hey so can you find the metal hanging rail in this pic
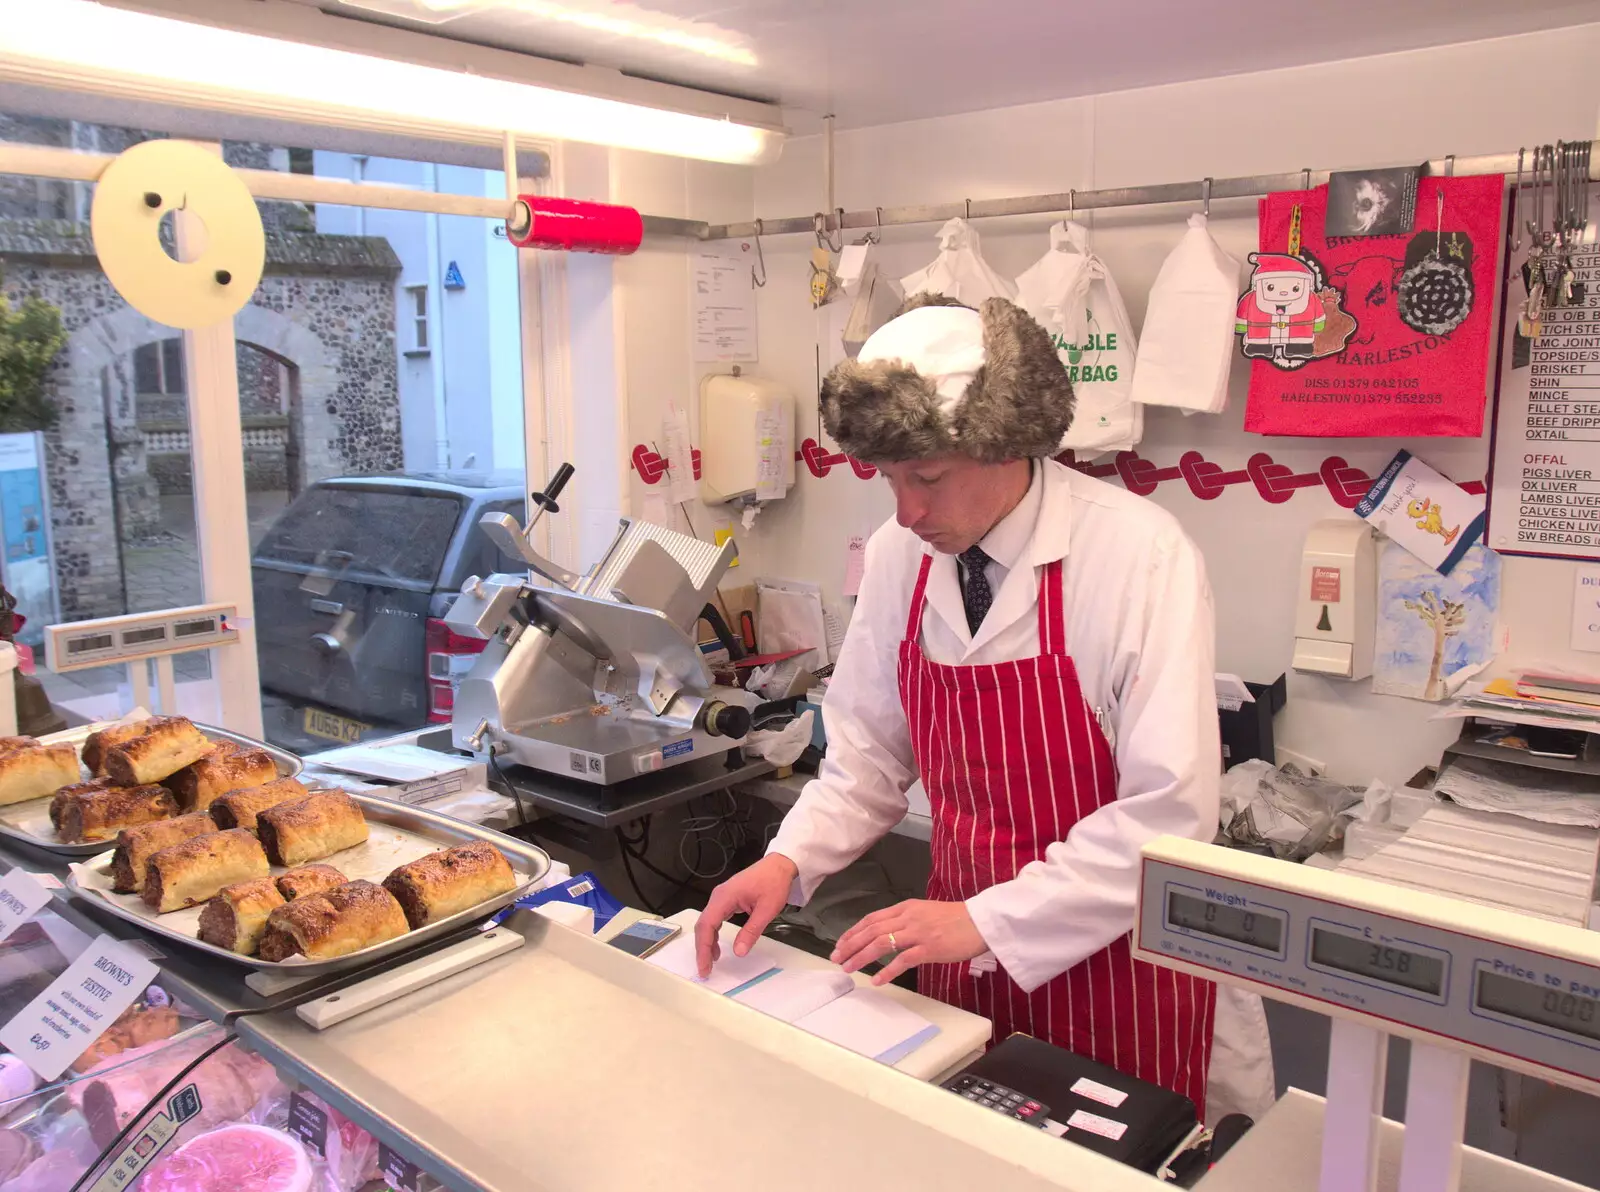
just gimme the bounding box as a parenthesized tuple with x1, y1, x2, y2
(0, 143, 708, 239)
(703, 142, 1600, 242)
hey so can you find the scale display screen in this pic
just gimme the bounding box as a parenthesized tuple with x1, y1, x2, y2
(122, 626, 167, 647)
(1166, 890, 1284, 952)
(66, 633, 113, 656)
(1310, 927, 1445, 995)
(1478, 971, 1600, 1044)
(173, 617, 217, 639)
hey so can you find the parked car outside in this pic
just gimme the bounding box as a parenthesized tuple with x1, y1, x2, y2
(252, 471, 526, 754)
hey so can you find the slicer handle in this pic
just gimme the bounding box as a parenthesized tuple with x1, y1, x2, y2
(532, 462, 575, 514)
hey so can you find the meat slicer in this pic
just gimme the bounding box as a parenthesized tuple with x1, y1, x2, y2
(444, 464, 754, 786)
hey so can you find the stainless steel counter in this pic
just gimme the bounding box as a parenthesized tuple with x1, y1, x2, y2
(235, 909, 1157, 1192)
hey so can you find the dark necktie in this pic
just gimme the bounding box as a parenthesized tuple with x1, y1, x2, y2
(958, 545, 993, 636)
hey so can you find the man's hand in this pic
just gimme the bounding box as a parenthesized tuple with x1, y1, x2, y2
(831, 899, 987, 987)
(694, 853, 799, 978)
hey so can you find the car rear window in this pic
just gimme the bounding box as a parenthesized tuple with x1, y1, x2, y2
(254, 486, 464, 584)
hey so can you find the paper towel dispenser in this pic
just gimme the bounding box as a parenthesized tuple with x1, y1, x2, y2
(1293, 519, 1375, 680)
(698, 372, 796, 505)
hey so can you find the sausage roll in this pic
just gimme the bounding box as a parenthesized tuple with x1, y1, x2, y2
(141, 829, 270, 913)
(164, 746, 278, 813)
(103, 718, 211, 786)
(255, 790, 368, 868)
(196, 878, 286, 955)
(0, 744, 82, 807)
(110, 814, 218, 893)
(0, 735, 36, 756)
(258, 880, 408, 962)
(275, 864, 346, 902)
(50, 777, 116, 832)
(83, 720, 169, 776)
(382, 842, 517, 929)
(207, 777, 310, 832)
(57, 784, 177, 844)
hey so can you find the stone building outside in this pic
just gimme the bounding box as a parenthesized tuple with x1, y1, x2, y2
(0, 114, 405, 634)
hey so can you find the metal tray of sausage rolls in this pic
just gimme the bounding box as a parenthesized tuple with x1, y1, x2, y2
(0, 720, 303, 857)
(63, 791, 551, 975)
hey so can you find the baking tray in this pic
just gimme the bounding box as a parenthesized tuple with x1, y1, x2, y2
(0, 719, 303, 857)
(64, 792, 550, 976)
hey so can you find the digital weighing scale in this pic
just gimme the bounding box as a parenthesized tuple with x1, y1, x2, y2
(1135, 836, 1596, 1192)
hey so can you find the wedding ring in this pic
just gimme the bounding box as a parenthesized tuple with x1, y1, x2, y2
(887, 932, 898, 952)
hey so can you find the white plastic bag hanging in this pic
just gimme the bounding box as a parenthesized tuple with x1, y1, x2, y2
(899, 218, 1017, 304)
(1015, 221, 1141, 454)
(1130, 213, 1242, 415)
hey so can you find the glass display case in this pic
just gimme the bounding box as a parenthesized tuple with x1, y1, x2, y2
(0, 897, 440, 1192)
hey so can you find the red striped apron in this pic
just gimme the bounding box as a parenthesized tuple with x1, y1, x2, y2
(899, 553, 1215, 1113)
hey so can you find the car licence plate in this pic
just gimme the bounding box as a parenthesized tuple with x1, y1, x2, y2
(303, 707, 372, 744)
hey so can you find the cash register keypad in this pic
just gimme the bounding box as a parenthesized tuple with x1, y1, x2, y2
(943, 1075, 1049, 1126)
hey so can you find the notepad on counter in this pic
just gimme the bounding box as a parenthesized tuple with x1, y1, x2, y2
(647, 931, 783, 995)
(646, 928, 939, 1064)
(729, 969, 940, 1064)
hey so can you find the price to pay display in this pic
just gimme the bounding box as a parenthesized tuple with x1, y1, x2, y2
(1477, 972, 1600, 1044)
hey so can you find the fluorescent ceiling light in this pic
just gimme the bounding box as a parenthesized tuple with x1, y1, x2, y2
(1, 0, 781, 165)
(340, 0, 758, 68)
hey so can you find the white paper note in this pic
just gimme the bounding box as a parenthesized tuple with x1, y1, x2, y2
(837, 243, 869, 287)
(0, 933, 159, 1080)
(662, 407, 697, 507)
(1066, 1109, 1129, 1141)
(0, 869, 52, 945)
(1572, 565, 1600, 653)
(692, 241, 758, 363)
(1070, 1076, 1130, 1108)
(756, 407, 786, 501)
(647, 930, 780, 995)
(843, 535, 867, 598)
(640, 491, 672, 530)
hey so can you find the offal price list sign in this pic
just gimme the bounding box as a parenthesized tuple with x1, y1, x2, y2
(1491, 237, 1600, 561)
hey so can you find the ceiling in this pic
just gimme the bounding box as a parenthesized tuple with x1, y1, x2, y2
(293, 0, 1600, 130)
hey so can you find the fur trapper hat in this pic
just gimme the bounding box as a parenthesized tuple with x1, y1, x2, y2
(820, 293, 1074, 464)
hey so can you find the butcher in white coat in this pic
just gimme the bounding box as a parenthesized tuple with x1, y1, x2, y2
(696, 294, 1272, 1121)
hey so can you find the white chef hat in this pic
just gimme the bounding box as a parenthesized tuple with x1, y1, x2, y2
(821, 294, 1074, 463)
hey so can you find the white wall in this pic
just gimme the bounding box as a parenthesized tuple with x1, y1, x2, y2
(708, 23, 1600, 785)
(313, 153, 525, 475)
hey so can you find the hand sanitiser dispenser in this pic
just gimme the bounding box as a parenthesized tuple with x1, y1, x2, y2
(1293, 519, 1375, 681)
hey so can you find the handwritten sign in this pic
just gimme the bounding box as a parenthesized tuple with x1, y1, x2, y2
(0, 869, 52, 945)
(0, 934, 158, 1080)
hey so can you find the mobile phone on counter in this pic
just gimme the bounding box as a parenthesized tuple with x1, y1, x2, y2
(606, 917, 681, 958)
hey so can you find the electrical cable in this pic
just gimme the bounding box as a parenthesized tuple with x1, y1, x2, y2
(486, 745, 532, 831)
(68, 1029, 239, 1192)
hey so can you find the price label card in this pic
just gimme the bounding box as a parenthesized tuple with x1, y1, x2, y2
(380, 1141, 424, 1192)
(288, 1091, 329, 1157)
(0, 933, 158, 1081)
(0, 869, 53, 944)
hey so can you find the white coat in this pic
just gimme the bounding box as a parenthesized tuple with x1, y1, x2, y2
(768, 459, 1276, 1122)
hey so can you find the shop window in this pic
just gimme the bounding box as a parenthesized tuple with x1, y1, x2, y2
(240, 151, 528, 754)
(0, 116, 217, 725)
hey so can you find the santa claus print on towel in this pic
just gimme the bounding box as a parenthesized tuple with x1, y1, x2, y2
(1241, 175, 1503, 438)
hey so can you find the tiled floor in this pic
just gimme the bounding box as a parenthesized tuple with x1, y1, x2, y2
(36, 490, 290, 721)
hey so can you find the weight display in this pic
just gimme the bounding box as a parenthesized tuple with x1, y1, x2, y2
(1309, 927, 1445, 995)
(1477, 971, 1600, 1044)
(1166, 891, 1284, 952)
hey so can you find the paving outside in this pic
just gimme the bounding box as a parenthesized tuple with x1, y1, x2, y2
(37, 491, 290, 722)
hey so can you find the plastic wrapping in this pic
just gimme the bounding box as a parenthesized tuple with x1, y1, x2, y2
(1220, 759, 1364, 860)
(507, 196, 642, 255)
